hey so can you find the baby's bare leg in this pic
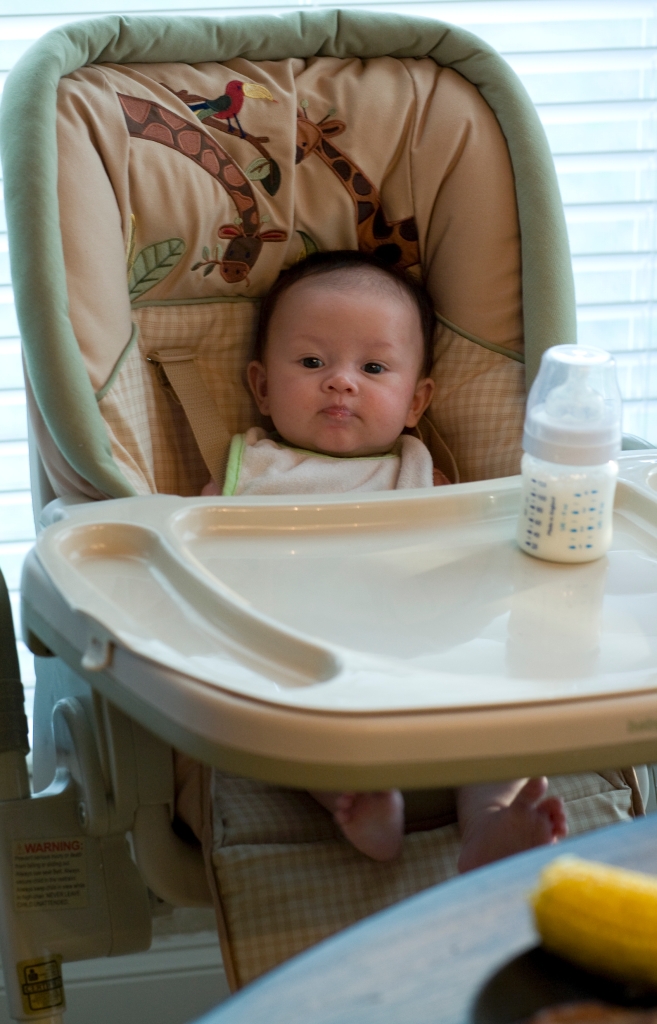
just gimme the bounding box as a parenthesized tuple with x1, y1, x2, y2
(457, 777, 567, 874)
(311, 790, 404, 862)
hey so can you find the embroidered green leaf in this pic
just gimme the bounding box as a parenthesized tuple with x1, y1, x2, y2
(202, 245, 211, 260)
(245, 157, 271, 181)
(203, 263, 215, 276)
(195, 109, 216, 121)
(129, 238, 186, 301)
(191, 262, 203, 271)
(215, 244, 224, 261)
(298, 230, 318, 257)
(261, 159, 281, 197)
(245, 156, 281, 196)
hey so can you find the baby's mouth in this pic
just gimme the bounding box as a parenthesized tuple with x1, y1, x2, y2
(322, 405, 355, 420)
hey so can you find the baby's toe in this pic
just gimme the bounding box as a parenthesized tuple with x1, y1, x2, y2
(540, 796, 568, 839)
(515, 776, 548, 808)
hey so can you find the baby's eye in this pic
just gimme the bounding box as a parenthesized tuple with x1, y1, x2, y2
(362, 362, 385, 375)
(301, 357, 323, 369)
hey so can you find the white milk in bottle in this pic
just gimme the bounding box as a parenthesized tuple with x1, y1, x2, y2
(516, 346, 622, 564)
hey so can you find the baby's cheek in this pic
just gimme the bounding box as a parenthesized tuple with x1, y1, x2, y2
(375, 388, 413, 427)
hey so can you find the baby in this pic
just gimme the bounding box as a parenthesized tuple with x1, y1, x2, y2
(204, 250, 568, 871)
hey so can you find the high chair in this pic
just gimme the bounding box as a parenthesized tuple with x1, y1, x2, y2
(0, 11, 655, 1020)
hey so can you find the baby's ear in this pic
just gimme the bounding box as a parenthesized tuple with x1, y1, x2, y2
(405, 377, 435, 428)
(247, 360, 270, 414)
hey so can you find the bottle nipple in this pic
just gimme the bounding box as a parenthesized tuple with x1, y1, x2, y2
(544, 367, 605, 424)
(522, 345, 622, 467)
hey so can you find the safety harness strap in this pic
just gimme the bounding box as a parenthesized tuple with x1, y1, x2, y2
(147, 352, 461, 490)
(147, 348, 231, 487)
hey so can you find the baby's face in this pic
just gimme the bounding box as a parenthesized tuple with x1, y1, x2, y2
(247, 278, 434, 457)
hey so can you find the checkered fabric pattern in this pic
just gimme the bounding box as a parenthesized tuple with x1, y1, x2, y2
(99, 304, 523, 493)
(429, 328, 526, 482)
(210, 769, 640, 987)
(99, 302, 260, 495)
(97, 337, 158, 495)
(548, 770, 642, 832)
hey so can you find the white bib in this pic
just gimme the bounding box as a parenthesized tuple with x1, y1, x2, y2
(223, 428, 435, 496)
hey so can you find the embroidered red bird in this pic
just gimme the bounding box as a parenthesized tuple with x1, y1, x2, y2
(187, 80, 275, 137)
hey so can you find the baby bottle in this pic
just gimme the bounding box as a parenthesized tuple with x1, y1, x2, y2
(516, 345, 622, 564)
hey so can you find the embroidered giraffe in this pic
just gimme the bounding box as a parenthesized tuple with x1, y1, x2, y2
(296, 107, 420, 272)
(118, 94, 286, 284)
(164, 86, 282, 197)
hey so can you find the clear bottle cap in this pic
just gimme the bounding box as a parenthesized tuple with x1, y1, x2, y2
(523, 345, 622, 466)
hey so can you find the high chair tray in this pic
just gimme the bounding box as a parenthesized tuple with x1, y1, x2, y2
(20, 452, 657, 788)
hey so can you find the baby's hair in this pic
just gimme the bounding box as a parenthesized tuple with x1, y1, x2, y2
(253, 250, 436, 378)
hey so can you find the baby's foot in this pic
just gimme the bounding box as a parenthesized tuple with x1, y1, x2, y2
(333, 790, 405, 862)
(458, 777, 568, 874)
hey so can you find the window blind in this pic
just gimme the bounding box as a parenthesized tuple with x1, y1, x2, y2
(1, 0, 656, 735)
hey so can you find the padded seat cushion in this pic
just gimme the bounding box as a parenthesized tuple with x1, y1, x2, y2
(208, 768, 644, 987)
(41, 54, 526, 495)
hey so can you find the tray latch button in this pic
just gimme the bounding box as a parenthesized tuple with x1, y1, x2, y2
(82, 634, 113, 672)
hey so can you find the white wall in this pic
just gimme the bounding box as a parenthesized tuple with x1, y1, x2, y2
(0, 912, 230, 1024)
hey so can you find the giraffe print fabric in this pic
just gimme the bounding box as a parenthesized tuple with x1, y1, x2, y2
(55, 54, 524, 486)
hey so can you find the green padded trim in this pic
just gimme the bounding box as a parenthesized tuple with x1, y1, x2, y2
(0, 11, 575, 499)
(95, 320, 139, 401)
(434, 311, 525, 365)
(222, 434, 246, 497)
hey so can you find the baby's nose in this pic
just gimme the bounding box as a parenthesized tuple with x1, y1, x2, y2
(326, 372, 357, 393)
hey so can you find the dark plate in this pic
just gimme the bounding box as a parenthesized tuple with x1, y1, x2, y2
(472, 947, 657, 1024)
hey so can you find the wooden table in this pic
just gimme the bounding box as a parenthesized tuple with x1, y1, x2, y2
(196, 815, 657, 1024)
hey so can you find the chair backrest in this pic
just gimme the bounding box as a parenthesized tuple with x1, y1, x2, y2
(0, 12, 576, 506)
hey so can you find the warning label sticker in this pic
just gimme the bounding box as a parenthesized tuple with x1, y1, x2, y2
(13, 838, 88, 911)
(17, 956, 65, 1015)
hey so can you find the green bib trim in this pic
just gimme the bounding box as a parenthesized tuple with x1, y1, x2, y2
(223, 434, 247, 497)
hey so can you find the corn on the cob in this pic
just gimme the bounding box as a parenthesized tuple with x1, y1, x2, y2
(530, 856, 657, 986)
